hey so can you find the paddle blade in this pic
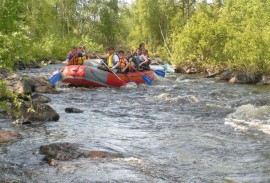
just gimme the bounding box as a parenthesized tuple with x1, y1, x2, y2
(154, 70, 165, 77)
(142, 74, 152, 85)
(49, 71, 62, 84)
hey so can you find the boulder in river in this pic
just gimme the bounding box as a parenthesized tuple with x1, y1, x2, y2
(4, 74, 59, 95)
(259, 75, 270, 85)
(65, 107, 84, 113)
(0, 130, 20, 143)
(31, 93, 51, 103)
(229, 73, 262, 84)
(18, 101, 60, 122)
(27, 76, 59, 94)
(40, 143, 124, 166)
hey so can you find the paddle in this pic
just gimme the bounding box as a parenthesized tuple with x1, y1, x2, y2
(49, 67, 65, 85)
(95, 55, 126, 86)
(130, 65, 152, 85)
(153, 69, 165, 77)
(142, 66, 165, 77)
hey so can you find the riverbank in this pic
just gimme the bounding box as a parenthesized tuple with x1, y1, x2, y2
(172, 63, 270, 85)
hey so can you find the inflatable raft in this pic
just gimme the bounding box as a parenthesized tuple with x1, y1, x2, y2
(61, 64, 157, 87)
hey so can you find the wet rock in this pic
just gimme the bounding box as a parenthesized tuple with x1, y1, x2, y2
(22, 120, 32, 125)
(65, 107, 84, 113)
(20, 102, 59, 122)
(40, 143, 124, 165)
(0, 130, 20, 143)
(40, 143, 82, 161)
(4, 74, 32, 95)
(259, 75, 270, 85)
(4, 75, 59, 95)
(182, 65, 198, 74)
(84, 151, 117, 158)
(172, 65, 184, 73)
(25, 60, 41, 68)
(2, 91, 59, 122)
(0, 67, 12, 79)
(1, 69, 60, 123)
(220, 69, 235, 81)
(14, 61, 26, 70)
(204, 67, 220, 75)
(31, 93, 51, 103)
(203, 69, 222, 78)
(229, 74, 262, 84)
(6, 94, 59, 122)
(11, 101, 59, 122)
(27, 76, 59, 94)
(48, 159, 58, 166)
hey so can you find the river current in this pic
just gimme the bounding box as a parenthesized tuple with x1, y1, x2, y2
(0, 64, 270, 182)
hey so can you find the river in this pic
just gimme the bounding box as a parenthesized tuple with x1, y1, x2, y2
(0, 64, 270, 182)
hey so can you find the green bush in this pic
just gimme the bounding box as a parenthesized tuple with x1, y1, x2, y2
(171, 0, 270, 74)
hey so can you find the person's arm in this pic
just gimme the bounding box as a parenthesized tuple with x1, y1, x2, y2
(110, 62, 120, 71)
(122, 58, 129, 72)
(95, 52, 109, 59)
(62, 54, 71, 65)
(139, 55, 149, 66)
(78, 52, 84, 57)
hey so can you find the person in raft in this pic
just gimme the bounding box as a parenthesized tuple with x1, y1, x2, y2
(62, 46, 85, 65)
(131, 48, 148, 71)
(117, 50, 129, 73)
(139, 47, 151, 69)
(85, 50, 90, 59)
(95, 45, 120, 72)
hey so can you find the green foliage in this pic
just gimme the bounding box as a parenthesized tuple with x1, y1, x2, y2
(0, 0, 28, 34)
(127, 0, 177, 57)
(171, 0, 270, 74)
(222, 0, 270, 74)
(0, 26, 32, 70)
(1, 0, 270, 75)
(0, 81, 22, 116)
(171, 2, 227, 68)
(0, 0, 32, 69)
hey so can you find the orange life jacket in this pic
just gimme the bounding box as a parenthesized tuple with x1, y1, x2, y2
(68, 51, 82, 65)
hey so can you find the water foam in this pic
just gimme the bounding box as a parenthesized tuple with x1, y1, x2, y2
(225, 104, 270, 135)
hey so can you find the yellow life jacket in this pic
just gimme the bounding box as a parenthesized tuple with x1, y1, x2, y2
(78, 56, 86, 65)
(107, 54, 113, 67)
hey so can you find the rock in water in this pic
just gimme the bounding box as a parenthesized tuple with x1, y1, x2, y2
(39, 142, 124, 165)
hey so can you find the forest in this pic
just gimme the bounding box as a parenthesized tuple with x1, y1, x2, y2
(0, 0, 270, 73)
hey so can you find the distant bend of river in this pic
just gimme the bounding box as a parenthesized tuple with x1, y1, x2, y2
(0, 64, 270, 182)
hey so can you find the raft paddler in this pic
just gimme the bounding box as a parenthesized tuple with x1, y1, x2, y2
(117, 50, 129, 73)
(95, 45, 120, 72)
(62, 46, 85, 65)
